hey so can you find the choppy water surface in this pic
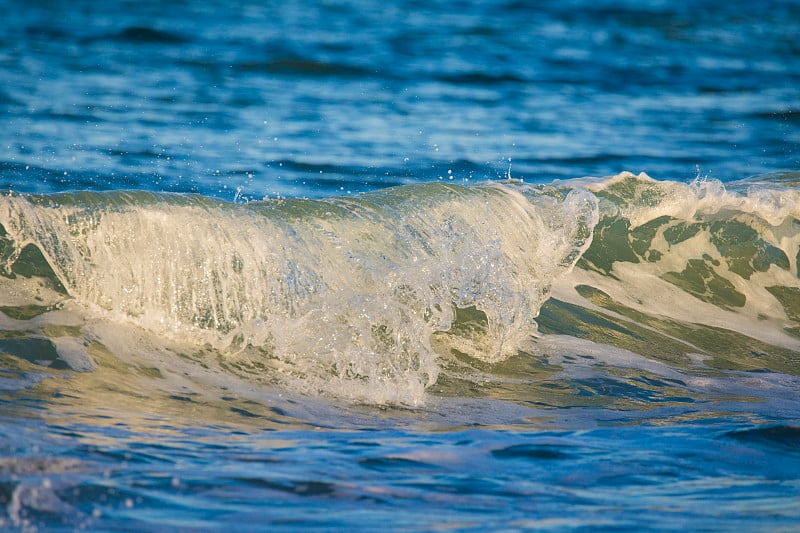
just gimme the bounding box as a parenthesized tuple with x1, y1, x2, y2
(2, 0, 800, 530)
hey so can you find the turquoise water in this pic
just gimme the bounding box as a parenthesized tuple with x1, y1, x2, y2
(2, 0, 800, 530)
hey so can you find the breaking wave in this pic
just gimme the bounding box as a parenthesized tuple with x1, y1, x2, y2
(2, 172, 800, 404)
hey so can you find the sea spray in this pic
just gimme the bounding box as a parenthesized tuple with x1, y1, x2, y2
(0, 182, 598, 403)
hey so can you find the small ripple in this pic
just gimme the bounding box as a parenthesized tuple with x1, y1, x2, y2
(722, 425, 800, 453)
(358, 456, 434, 472)
(232, 477, 336, 497)
(491, 443, 573, 461)
(84, 26, 191, 45)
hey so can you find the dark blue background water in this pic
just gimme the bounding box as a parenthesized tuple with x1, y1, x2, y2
(2, 0, 798, 199)
(2, 1, 800, 530)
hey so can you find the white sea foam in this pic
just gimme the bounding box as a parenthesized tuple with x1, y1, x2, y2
(554, 172, 800, 351)
(581, 171, 800, 227)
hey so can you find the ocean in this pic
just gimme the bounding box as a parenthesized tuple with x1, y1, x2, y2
(2, 0, 800, 530)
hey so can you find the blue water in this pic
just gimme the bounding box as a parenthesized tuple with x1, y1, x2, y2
(3, 0, 798, 197)
(2, 0, 800, 530)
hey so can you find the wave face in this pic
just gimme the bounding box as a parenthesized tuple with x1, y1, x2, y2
(0, 181, 597, 403)
(559, 172, 800, 348)
(2, 172, 800, 405)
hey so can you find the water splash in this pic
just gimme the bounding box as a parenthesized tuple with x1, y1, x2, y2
(0, 181, 598, 404)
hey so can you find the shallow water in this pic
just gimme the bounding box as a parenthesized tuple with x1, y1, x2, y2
(2, 0, 800, 530)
